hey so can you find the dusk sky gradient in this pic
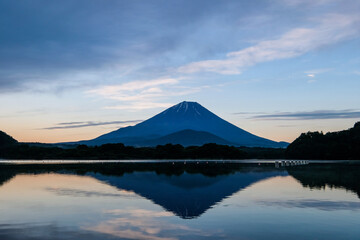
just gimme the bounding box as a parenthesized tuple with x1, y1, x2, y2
(1, 0, 359, 143)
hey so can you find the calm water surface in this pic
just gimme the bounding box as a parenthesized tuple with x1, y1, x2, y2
(0, 161, 359, 240)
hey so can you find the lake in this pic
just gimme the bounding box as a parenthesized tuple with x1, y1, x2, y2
(0, 161, 359, 240)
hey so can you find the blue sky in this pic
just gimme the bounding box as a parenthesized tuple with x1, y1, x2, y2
(1, 0, 359, 143)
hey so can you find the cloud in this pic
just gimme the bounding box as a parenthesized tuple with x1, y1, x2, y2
(304, 68, 333, 82)
(178, 14, 360, 75)
(0, 0, 239, 93)
(233, 111, 267, 115)
(89, 78, 179, 100)
(105, 102, 173, 111)
(258, 199, 360, 211)
(249, 109, 360, 120)
(88, 78, 202, 110)
(46, 187, 136, 198)
(307, 79, 316, 83)
(306, 74, 316, 83)
(278, 0, 339, 7)
(84, 208, 219, 240)
(84, 209, 187, 240)
(42, 120, 142, 130)
(0, 223, 120, 240)
(305, 68, 332, 82)
(304, 68, 332, 75)
(104, 209, 173, 218)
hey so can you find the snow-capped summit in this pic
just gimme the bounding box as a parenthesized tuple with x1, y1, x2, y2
(161, 101, 202, 116)
(77, 101, 288, 147)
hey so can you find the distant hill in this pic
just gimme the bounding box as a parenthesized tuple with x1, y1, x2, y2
(138, 129, 233, 147)
(0, 131, 17, 147)
(73, 101, 288, 148)
(286, 122, 360, 160)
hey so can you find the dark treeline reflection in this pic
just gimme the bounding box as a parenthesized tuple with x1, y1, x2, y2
(0, 162, 359, 218)
(288, 163, 360, 198)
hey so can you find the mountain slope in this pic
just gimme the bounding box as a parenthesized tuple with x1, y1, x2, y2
(0, 131, 18, 147)
(138, 129, 233, 147)
(77, 101, 287, 147)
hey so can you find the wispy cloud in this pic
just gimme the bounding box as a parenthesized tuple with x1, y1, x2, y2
(304, 68, 332, 75)
(89, 78, 179, 97)
(278, 0, 339, 7)
(258, 199, 360, 211)
(84, 208, 218, 240)
(233, 111, 267, 115)
(46, 187, 136, 198)
(105, 102, 174, 111)
(42, 120, 142, 130)
(306, 75, 316, 83)
(88, 77, 202, 110)
(84, 208, 192, 240)
(104, 209, 173, 218)
(307, 79, 316, 83)
(178, 14, 360, 75)
(248, 109, 360, 120)
(304, 68, 332, 81)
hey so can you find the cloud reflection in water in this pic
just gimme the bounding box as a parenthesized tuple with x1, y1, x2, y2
(84, 208, 221, 240)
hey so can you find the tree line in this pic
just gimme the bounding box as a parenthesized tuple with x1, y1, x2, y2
(0, 141, 288, 160)
(286, 122, 360, 160)
(1, 122, 359, 160)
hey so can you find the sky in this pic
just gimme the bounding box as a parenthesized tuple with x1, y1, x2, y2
(1, 0, 360, 143)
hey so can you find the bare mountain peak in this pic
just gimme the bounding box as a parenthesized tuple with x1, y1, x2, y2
(161, 101, 206, 116)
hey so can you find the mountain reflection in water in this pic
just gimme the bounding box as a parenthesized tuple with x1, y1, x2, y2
(0, 163, 287, 219)
(0, 162, 360, 240)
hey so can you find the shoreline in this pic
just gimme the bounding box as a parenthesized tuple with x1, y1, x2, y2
(1, 159, 359, 165)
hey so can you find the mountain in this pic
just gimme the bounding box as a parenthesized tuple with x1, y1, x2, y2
(75, 101, 288, 148)
(0, 131, 18, 147)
